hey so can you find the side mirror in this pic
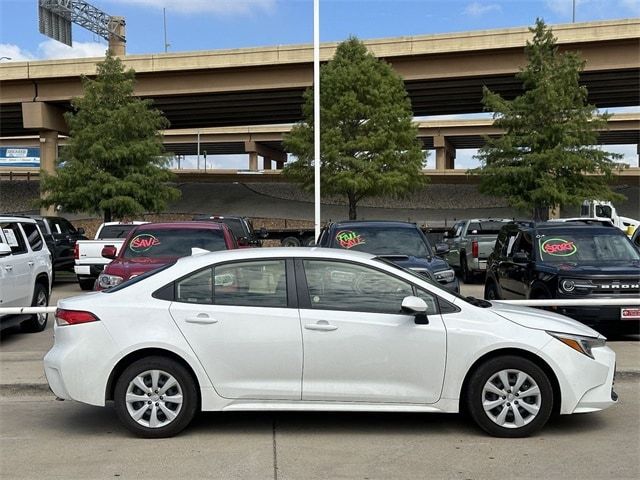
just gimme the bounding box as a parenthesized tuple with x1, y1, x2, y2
(77, 227, 85, 235)
(402, 296, 429, 325)
(443, 231, 449, 239)
(0, 243, 12, 257)
(435, 243, 449, 255)
(237, 237, 250, 247)
(512, 252, 529, 264)
(101, 245, 117, 259)
(258, 227, 268, 239)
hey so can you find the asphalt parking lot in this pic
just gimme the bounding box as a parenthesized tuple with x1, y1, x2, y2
(1, 274, 639, 480)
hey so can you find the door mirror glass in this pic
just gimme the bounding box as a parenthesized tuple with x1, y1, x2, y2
(77, 227, 85, 235)
(101, 245, 118, 259)
(237, 237, 250, 247)
(0, 243, 12, 256)
(258, 227, 268, 239)
(435, 243, 449, 255)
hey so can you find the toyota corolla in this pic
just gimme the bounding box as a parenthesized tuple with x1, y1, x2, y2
(44, 248, 617, 438)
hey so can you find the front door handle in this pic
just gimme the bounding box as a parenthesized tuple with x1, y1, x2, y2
(28, 261, 35, 267)
(4, 265, 12, 271)
(185, 313, 218, 325)
(304, 320, 338, 331)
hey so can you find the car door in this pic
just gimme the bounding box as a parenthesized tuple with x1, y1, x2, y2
(497, 230, 520, 298)
(297, 259, 446, 404)
(169, 258, 303, 400)
(48, 217, 75, 268)
(0, 222, 32, 307)
(445, 222, 464, 267)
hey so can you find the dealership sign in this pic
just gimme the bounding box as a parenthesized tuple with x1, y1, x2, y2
(0, 147, 40, 167)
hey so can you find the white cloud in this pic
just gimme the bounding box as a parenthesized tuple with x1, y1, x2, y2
(0, 40, 107, 62)
(0, 44, 36, 62)
(463, 2, 502, 16)
(107, 0, 276, 15)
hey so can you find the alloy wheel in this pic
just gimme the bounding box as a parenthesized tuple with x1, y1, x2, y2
(481, 369, 541, 429)
(125, 369, 184, 428)
(35, 289, 48, 326)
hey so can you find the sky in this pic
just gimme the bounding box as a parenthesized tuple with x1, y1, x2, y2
(1, 0, 638, 168)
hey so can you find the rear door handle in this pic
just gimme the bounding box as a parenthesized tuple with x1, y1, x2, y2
(185, 313, 218, 324)
(28, 261, 34, 267)
(304, 320, 338, 332)
(4, 265, 12, 271)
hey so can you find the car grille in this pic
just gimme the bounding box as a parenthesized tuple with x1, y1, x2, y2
(590, 279, 640, 295)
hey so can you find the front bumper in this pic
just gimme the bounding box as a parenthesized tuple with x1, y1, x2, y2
(555, 304, 640, 327)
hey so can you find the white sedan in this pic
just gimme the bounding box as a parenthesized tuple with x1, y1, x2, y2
(44, 248, 617, 438)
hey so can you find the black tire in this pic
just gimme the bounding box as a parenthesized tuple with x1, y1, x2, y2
(484, 281, 500, 300)
(78, 277, 95, 291)
(281, 236, 302, 247)
(461, 256, 473, 284)
(21, 282, 49, 333)
(114, 356, 198, 438)
(303, 236, 316, 247)
(466, 355, 553, 438)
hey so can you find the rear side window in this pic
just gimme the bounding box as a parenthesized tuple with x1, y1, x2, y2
(20, 222, 44, 251)
(123, 228, 227, 258)
(0, 223, 27, 254)
(214, 260, 287, 308)
(467, 221, 507, 235)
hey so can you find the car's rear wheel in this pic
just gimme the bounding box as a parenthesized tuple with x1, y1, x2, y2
(281, 236, 301, 247)
(461, 256, 473, 284)
(466, 355, 553, 437)
(114, 356, 198, 438)
(21, 282, 49, 333)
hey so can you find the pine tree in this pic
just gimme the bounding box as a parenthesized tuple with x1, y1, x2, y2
(283, 37, 426, 220)
(41, 51, 180, 222)
(472, 19, 623, 221)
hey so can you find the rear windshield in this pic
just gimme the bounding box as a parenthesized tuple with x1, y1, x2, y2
(103, 262, 176, 293)
(537, 231, 640, 263)
(467, 221, 508, 235)
(98, 224, 140, 239)
(123, 228, 227, 258)
(331, 226, 431, 257)
(219, 218, 246, 238)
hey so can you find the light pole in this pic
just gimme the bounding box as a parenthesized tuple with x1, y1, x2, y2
(313, 0, 321, 242)
(0, 57, 12, 61)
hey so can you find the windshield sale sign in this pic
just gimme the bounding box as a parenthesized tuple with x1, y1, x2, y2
(0, 147, 40, 167)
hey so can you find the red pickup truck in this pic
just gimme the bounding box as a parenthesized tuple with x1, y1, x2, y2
(95, 222, 236, 290)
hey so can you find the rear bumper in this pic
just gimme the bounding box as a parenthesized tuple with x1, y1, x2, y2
(74, 264, 106, 278)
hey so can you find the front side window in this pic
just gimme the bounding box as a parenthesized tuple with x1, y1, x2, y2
(330, 226, 431, 257)
(303, 260, 413, 314)
(123, 228, 227, 258)
(0, 222, 27, 254)
(20, 222, 44, 251)
(214, 260, 287, 307)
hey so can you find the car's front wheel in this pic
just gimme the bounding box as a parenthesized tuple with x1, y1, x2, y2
(21, 282, 49, 333)
(466, 355, 553, 437)
(114, 356, 198, 438)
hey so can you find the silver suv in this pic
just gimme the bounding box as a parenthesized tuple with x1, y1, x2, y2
(0, 216, 53, 332)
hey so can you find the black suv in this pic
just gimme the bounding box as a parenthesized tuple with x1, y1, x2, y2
(10, 215, 87, 275)
(485, 221, 640, 330)
(192, 215, 266, 247)
(317, 221, 459, 292)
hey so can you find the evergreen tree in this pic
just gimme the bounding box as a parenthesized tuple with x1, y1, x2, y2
(41, 51, 180, 222)
(472, 19, 623, 221)
(283, 37, 426, 220)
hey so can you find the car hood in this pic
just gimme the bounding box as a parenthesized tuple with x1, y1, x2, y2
(104, 256, 176, 280)
(489, 301, 601, 337)
(378, 255, 450, 272)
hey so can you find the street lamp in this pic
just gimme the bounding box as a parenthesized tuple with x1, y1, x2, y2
(0, 57, 12, 61)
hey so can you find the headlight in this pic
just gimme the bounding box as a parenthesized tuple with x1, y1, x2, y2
(434, 269, 455, 283)
(97, 273, 123, 289)
(410, 267, 433, 279)
(547, 331, 606, 359)
(559, 278, 594, 294)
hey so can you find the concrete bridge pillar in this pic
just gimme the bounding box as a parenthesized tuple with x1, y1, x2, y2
(276, 160, 285, 170)
(249, 152, 259, 171)
(434, 135, 455, 170)
(245, 140, 286, 171)
(108, 17, 126, 57)
(263, 157, 272, 170)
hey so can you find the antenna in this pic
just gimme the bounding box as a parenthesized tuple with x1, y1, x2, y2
(38, 0, 126, 55)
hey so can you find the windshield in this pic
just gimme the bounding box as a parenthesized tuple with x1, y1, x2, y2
(537, 231, 640, 263)
(332, 226, 431, 257)
(123, 228, 227, 258)
(98, 224, 140, 239)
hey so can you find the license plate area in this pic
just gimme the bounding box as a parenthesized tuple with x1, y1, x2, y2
(621, 307, 640, 320)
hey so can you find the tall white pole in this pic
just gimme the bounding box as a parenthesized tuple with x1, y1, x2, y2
(313, 0, 321, 242)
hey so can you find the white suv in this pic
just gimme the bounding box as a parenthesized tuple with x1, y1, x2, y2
(0, 216, 53, 332)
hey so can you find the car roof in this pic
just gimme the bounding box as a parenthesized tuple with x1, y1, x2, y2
(329, 220, 418, 228)
(135, 221, 228, 231)
(173, 246, 375, 269)
(0, 216, 37, 223)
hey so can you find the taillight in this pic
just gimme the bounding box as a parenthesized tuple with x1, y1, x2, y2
(55, 308, 100, 326)
(74, 243, 79, 260)
(472, 240, 479, 258)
